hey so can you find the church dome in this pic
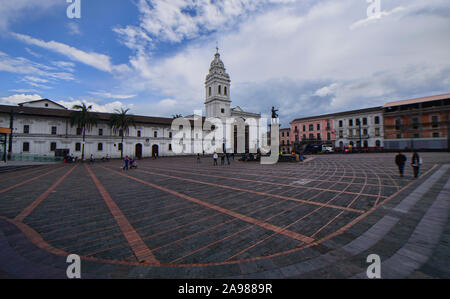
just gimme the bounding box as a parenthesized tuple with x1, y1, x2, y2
(206, 49, 230, 82)
(210, 52, 225, 70)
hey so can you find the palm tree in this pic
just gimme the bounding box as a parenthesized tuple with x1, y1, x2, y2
(70, 103, 97, 161)
(110, 108, 136, 159)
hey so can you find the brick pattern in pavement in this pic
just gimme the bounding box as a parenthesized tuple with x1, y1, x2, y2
(0, 152, 448, 278)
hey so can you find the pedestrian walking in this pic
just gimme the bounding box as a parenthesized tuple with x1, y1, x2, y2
(197, 153, 201, 163)
(395, 151, 407, 177)
(226, 153, 231, 165)
(411, 152, 422, 179)
(123, 156, 129, 171)
(221, 153, 225, 166)
(213, 152, 218, 166)
(90, 154, 94, 164)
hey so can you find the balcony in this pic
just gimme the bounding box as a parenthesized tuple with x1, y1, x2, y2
(347, 134, 370, 139)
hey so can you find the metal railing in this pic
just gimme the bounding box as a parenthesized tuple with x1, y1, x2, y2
(4, 153, 64, 162)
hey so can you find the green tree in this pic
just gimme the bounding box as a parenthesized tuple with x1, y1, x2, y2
(70, 103, 97, 161)
(172, 114, 183, 119)
(110, 108, 136, 159)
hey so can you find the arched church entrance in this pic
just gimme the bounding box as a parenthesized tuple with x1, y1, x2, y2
(152, 144, 159, 158)
(135, 144, 143, 159)
(233, 125, 250, 154)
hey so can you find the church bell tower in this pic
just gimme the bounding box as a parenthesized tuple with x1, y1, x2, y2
(205, 47, 231, 119)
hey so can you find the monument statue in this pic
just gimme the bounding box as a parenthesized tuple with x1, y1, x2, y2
(271, 106, 279, 119)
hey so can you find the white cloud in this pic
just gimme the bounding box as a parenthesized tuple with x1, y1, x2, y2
(0, 93, 42, 106)
(12, 33, 130, 74)
(51, 61, 76, 72)
(67, 22, 82, 35)
(115, 0, 298, 46)
(0, 51, 76, 91)
(0, 93, 136, 117)
(0, 51, 45, 75)
(131, 98, 183, 118)
(89, 91, 137, 100)
(315, 83, 339, 97)
(350, 6, 406, 30)
(9, 89, 40, 93)
(21, 76, 53, 89)
(56, 99, 134, 114)
(26, 82, 53, 90)
(158, 99, 177, 107)
(116, 0, 450, 122)
(113, 26, 153, 54)
(25, 47, 42, 58)
(0, 0, 63, 31)
(23, 76, 49, 83)
(156, 98, 178, 114)
(0, 51, 74, 83)
(4, 0, 447, 124)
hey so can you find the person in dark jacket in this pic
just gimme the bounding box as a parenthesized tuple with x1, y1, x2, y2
(395, 151, 407, 177)
(123, 156, 129, 171)
(411, 152, 422, 179)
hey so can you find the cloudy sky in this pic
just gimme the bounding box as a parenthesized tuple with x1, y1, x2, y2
(0, 0, 449, 126)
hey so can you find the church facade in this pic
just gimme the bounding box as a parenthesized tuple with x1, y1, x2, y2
(202, 49, 262, 154)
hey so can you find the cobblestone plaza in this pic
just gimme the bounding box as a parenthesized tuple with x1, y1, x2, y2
(0, 153, 449, 278)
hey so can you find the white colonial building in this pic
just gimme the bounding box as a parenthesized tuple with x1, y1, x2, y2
(0, 99, 177, 160)
(0, 49, 263, 160)
(334, 107, 384, 149)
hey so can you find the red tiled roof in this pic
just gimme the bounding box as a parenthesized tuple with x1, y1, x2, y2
(383, 93, 450, 108)
(0, 104, 174, 126)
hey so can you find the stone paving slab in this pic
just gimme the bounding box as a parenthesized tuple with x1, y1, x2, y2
(354, 168, 450, 278)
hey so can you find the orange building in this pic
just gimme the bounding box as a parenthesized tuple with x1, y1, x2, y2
(383, 93, 450, 150)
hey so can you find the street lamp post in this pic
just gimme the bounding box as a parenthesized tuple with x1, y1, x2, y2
(357, 118, 362, 152)
(2, 132, 7, 163)
(447, 111, 450, 152)
(8, 109, 14, 160)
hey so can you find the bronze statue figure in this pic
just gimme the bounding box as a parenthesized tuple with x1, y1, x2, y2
(271, 106, 279, 119)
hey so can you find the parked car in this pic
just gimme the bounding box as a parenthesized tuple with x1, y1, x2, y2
(322, 145, 334, 153)
(304, 144, 322, 154)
